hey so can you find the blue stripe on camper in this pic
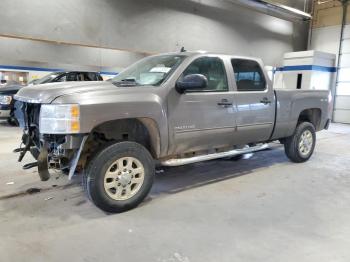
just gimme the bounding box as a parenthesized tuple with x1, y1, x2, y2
(276, 65, 337, 73)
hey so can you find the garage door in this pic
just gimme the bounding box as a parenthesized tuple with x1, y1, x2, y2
(334, 24, 350, 123)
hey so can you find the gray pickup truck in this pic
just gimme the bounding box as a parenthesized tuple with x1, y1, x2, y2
(14, 51, 330, 212)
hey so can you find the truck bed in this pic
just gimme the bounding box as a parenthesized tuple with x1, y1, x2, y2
(271, 89, 330, 140)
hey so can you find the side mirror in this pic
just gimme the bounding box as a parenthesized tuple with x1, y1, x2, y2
(176, 74, 208, 93)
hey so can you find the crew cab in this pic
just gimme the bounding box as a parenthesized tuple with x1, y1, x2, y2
(0, 71, 103, 125)
(14, 51, 330, 212)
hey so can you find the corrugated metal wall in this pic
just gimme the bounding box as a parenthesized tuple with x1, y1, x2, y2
(334, 21, 350, 123)
(311, 0, 350, 124)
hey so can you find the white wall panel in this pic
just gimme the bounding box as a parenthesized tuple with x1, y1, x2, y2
(340, 53, 350, 67)
(337, 68, 350, 82)
(311, 25, 350, 123)
(334, 110, 350, 123)
(335, 96, 350, 110)
(337, 26, 350, 123)
(337, 83, 350, 95)
(341, 39, 350, 54)
(311, 26, 341, 56)
(343, 25, 350, 39)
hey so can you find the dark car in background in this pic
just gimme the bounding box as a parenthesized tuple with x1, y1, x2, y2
(0, 71, 103, 125)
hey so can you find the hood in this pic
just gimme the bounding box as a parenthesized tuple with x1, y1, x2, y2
(14, 81, 117, 103)
(0, 85, 23, 95)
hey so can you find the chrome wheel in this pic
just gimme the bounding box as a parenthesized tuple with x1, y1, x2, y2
(103, 157, 145, 201)
(298, 130, 313, 156)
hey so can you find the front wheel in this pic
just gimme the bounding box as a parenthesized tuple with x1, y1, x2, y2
(284, 122, 316, 163)
(84, 141, 155, 213)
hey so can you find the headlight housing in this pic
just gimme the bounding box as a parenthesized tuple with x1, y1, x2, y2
(0, 95, 12, 105)
(39, 104, 80, 134)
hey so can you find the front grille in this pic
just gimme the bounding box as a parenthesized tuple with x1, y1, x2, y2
(14, 101, 41, 147)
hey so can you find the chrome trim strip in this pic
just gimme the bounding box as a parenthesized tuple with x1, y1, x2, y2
(14, 95, 42, 104)
(175, 126, 236, 134)
(237, 122, 273, 128)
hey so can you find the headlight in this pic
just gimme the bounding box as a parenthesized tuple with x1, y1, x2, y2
(0, 95, 12, 105)
(39, 104, 80, 134)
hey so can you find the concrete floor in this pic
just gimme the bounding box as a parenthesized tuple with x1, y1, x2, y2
(0, 121, 350, 262)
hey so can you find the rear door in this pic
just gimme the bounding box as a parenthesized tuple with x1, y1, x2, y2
(167, 56, 237, 154)
(229, 58, 275, 144)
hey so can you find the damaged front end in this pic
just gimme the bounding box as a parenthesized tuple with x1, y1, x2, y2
(14, 101, 87, 181)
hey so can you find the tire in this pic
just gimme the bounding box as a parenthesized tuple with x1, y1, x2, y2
(284, 122, 316, 163)
(83, 141, 155, 213)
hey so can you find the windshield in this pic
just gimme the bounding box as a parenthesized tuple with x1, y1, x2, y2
(111, 55, 186, 87)
(34, 72, 61, 85)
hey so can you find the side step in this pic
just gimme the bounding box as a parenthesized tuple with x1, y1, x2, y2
(161, 143, 269, 167)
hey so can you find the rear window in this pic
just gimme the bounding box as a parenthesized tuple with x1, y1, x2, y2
(231, 59, 266, 91)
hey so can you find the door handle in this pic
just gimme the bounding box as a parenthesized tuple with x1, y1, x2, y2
(217, 99, 233, 107)
(260, 97, 272, 105)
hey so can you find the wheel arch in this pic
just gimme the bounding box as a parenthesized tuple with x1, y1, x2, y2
(78, 118, 161, 170)
(297, 108, 322, 130)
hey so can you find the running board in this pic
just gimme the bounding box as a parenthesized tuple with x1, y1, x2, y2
(161, 143, 269, 167)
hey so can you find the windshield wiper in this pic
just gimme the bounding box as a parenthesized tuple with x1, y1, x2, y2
(112, 78, 138, 86)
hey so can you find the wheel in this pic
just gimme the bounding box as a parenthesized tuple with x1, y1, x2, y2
(7, 117, 19, 126)
(83, 141, 155, 213)
(284, 122, 316, 163)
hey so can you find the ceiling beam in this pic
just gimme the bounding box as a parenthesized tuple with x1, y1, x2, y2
(226, 0, 312, 21)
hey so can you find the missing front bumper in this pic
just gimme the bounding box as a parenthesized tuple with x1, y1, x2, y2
(15, 133, 89, 181)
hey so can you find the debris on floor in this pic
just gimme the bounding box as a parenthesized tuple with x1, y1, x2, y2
(6, 181, 14, 185)
(26, 188, 41, 194)
(44, 197, 54, 201)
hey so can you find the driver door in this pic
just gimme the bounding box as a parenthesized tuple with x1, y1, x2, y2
(167, 56, 237, 154)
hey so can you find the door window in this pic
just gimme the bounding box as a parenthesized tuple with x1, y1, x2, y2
(55, 74, 67, 82)
(84, 72, 98, 81)
(181, 57, 228, 92)
(231, 59, 266, 91)
(76, 73, 84, 81)
(66, 73, 78, 81)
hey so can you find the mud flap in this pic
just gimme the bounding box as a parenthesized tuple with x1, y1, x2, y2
(37, 147, 50, 181)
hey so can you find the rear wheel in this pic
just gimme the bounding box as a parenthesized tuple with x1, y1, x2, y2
(284, 122, 316, 163)
(83, 141, 154, 213)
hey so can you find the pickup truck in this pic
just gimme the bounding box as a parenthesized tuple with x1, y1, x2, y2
(14, 51, 331, 212)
